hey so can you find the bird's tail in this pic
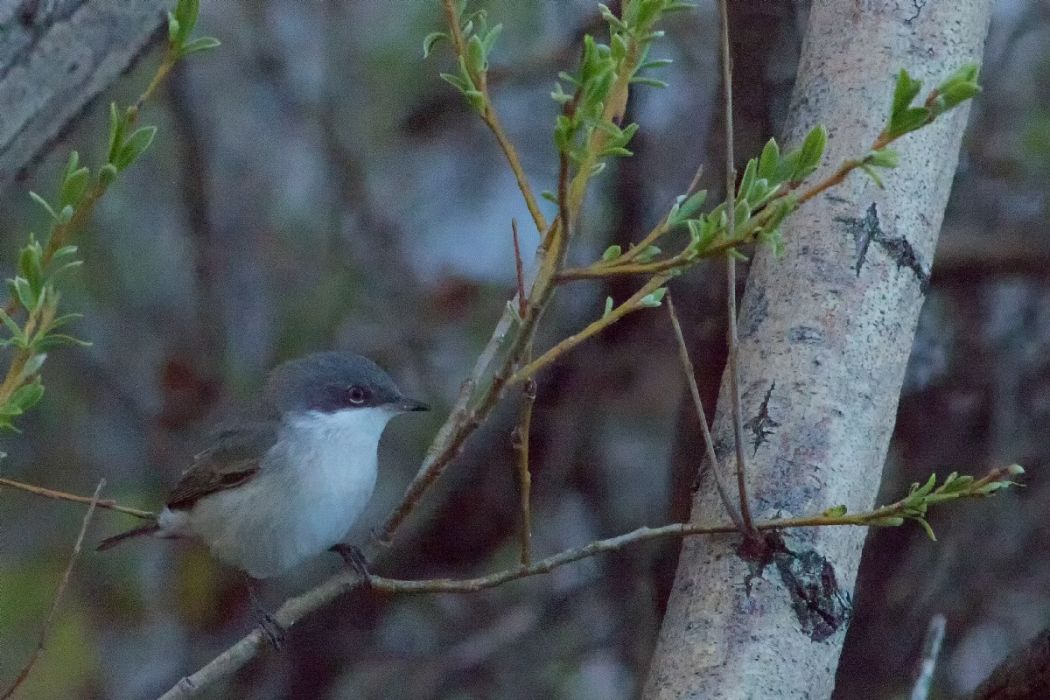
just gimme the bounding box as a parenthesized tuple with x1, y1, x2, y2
(96, 522, 160, 551)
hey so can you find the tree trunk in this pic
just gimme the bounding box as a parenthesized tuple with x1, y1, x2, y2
(644, 2, 993, 698)
(0, 0, 168, 191)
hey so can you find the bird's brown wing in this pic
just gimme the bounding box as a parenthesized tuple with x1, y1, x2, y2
(165, 422, 278, 510)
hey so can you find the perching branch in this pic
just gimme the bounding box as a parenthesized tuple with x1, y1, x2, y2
(156, 465, 1022, 698)
(1, 479, 105, 700)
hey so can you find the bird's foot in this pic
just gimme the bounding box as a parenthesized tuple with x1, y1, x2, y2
(247, 582, 286, 650)
(256, 610, 287, 651)
(328, 543, 372, 588)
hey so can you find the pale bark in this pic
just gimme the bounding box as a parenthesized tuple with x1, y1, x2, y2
(644, 2, 993, 698)
(0, 0, 168, 191)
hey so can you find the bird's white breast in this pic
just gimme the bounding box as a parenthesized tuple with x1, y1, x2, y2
(181, 407, 393, 578)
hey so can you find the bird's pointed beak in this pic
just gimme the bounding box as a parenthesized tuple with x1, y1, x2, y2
(396, 397, 430, 412)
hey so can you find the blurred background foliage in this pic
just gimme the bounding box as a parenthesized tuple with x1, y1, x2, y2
(0, 1, 1048, 698)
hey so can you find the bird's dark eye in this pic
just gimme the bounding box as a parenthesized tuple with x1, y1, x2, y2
(346, 385, 369, 405)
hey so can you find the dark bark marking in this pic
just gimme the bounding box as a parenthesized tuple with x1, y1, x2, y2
(737, 533, 852, 642)
(788, 326, 824, 344)
(905, 0, 928, 24)
(741, 286, 768, 339)
(835, 202, 931, 293)
(744, 382, 780, 455)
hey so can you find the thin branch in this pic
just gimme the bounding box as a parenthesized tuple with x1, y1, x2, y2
(509, 273, 670, 384)
(910, 613, 946, 700)
(0, 476, 154, 520)
(511, 379, 537, 566)
(717, 0, 756, 536)
(665, 293, 744, 532)
(157, 465, 1020, 699)
(611, 164, 705, 268)
(1, 479, 105, 700)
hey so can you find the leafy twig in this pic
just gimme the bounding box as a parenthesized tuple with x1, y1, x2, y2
(0, 479, 105, 700)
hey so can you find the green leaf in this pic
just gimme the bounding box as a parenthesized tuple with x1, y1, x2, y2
(822, 504, 847, 518)
(21, 353, 47, 379)
(60, 166, 91, 208)
(114, 126, 157, 170)
(915, 517, 937, 541)
(18, 246, 42, 295)
(859, 163, 884, 189)
(602, 245, 623, 262)
(796, 125, 828, 179)
(639, 287, 667, 308)
(891, 69, 922, 117)
(107, 102, 126, 164)
(167, 12, 181, 44)
(737, 158, 757, 201)
(466, 34, 486, 73)
(423, 32, 447, 58)
(180, 36, 221, 56)
(602, 296, 614, 318)
(912, 472, 937, 498)
(174, 0, 200, 42)
(8, 379, 44, 413)
(635, 245, 661, 263)
(35, 334, 92, 350)
(98, 163, 118, 187)
(0, 309, 23, 340)
(629, 76, 669, 88)
(481, 23, 503, 56)
(12, 277, 37, 312)
(670, 189, 707, 225)
(889, 107, 929, 138)
(758, 138, 780, 181)
(865, 148, 899, 169)
(28, 191, 58, 222)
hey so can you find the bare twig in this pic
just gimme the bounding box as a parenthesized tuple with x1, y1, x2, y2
(1, 479, 105, 700)
(157, 465, 1020, 698)
(717, 0, 756, 536)
(665, 293, 744, 532)
(0, 476, 154, 520)
(910, 613, 946, 700)
(511, 379, 537, 566)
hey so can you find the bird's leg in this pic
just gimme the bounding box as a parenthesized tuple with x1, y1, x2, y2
(245, 579, 286, 650)
(328, 543, 372, 588)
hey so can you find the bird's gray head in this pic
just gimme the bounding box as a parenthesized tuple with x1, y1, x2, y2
(265, 351, 429, 416)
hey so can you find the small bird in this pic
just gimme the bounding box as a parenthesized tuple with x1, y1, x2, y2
(98, 351, 428, 579)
